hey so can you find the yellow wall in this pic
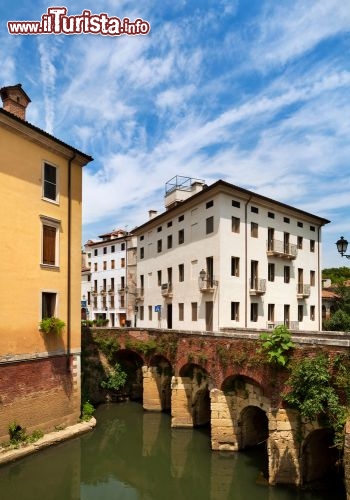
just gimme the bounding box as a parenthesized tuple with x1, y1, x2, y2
(0, 123, 84, 356)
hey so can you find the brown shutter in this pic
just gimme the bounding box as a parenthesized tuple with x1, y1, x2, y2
(43, 225, 56, 265)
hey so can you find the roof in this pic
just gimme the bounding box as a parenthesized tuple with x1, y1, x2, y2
(322, 290, 339, 299)
(0, 107, 93, 163)
(133, 179, 331, 234)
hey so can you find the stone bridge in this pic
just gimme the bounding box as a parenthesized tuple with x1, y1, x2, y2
(83, 327, 350, 494)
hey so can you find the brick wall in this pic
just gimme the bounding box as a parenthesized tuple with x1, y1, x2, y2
(0, 355, 81, 442)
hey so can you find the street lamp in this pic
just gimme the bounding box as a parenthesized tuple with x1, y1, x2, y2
(336, 236, 350, 259)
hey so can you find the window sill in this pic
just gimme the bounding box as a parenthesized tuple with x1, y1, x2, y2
(40, 264, 60, 271)
(42, 196, 60, 206)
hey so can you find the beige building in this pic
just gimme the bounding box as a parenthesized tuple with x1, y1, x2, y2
(134, 176, 329, 333)
(0, 84, 92, 441)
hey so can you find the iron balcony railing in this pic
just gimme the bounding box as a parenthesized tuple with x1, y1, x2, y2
(249, 278, 266, 294)
(267, 239, 297, 259)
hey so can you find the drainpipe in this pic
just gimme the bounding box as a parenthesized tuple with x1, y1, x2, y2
(317, 225, 321, 331)
(67, 153, 76, 370)
(244, 195, 253, 328)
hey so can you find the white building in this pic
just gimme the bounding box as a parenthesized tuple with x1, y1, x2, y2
(82, 229, 132, 326)
(133, 176, 329, 332)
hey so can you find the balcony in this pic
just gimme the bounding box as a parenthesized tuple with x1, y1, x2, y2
(161, 283, 173, 298)
(108, 288, 115, 295)
(249, 278, 266, 295)
(100, 289, 107, 296)
(118, 285, 126, 295)
(297, 283, 310, 299)
(267, 239, 297, 260)
(198, 271, 218, 293)
(91, 288, 98, 296)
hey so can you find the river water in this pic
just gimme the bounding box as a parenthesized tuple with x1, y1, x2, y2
(0, 402, 345, 500)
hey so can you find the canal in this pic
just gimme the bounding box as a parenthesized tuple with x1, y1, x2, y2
(0, 402, 345, 499)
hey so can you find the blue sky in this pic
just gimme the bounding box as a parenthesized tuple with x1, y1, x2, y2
(1, 0, 350, 268)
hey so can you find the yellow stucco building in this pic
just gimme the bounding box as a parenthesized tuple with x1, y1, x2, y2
(0, 84, 92, 441)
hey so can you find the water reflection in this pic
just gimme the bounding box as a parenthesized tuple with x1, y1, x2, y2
(0, 402, 345, 500)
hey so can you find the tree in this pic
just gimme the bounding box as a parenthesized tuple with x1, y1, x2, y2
(323, 309, 350, 332)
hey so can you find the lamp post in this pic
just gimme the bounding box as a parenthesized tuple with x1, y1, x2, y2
(336, 236, 350, 259)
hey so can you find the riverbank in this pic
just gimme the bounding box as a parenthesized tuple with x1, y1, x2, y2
(0, 417, 96, 466)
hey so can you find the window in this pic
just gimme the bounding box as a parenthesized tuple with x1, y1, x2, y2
(179, 264, 184, 282)
(87, 253, 91, 258)
(231, 257, 239, 277)
(268, 304, 275, 322)
(297, 221, 303, 228)
(41, 218, 59, 267)
(139, 306, 144, 321)
(140, 247, 144, 259)
(167, 221, 172, 228)
(206, 200, 214, 209)
(310, 225, 315, 232)
(140, 275, 144, 290)
(251, 206, 259, 214)
(121, 243, 125, 251)
(42, 292, 56, 318)
(103, 261, 107, 270)
(250, 303, 258, 322)
(103, 247, 107, 254)
(157, 226, 162, 232)
(310, 270, 315, 286)
(110, 295, 115, 309)
(178, 215, 184, 222)
(310, 305, 315, 321)
(178, 229, 184, 244)
(94, 262, 98, 272)
(231, 302, 239, 321)
(111, 245, 115, 253)
(297, 236, 303, 249)
(251, 222, 258, 238)
(191, 302, 197, 321)
(298, 304, 304, 322)
(268, 212, 275, 219)
(232, 200, 240, 208)
(148, 306, 152, 321)
(157, 270, 162, 286)
(43, 163, 57, 201)
(167, 234, 173, 249)
(121, 258, 125, 268)
(111, 260, 115, 269)
(206, 216, 214, 234)
(179, 303, 184, 321)
(157, 239, 162, 253)
(232, 216, 240, 233)
(103, 279, 107, 291)
(140, 235, 144, 241)
(268, 263, 275, 282)
(284, 217, 290, 224)
(310, 240, 315, 252)
(268, 227, 274, 251)
(110, 278, 115, 291)
(284, 266, 290, 283)
(94, 249, 98, 257)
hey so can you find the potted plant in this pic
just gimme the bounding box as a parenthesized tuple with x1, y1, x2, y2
(39, 317, 65, 335)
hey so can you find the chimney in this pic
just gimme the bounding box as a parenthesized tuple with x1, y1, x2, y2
(148, 210, 158, 220)
(0, 83, 31, 120)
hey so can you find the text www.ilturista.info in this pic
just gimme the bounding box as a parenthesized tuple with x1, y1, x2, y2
(7, 7, 151, 36)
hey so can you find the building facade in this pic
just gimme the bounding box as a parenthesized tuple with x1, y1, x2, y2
(82, 230, 137, 327)
(133, 176, 329, 333)
(0, 84, 92, 441)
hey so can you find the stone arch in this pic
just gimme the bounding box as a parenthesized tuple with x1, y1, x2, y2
(171, 363, 211, 427)
(114, 349, 144, 401)
(143, 354, 172, 411)
(301, 428, 342, 489)
(239, 405, 268, 449)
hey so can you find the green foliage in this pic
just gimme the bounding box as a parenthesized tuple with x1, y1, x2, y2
(259, 325, 295, 366)
(8, 422, 26, 444)
(322, 267, 350, 284)
(94, 336, 120, 360)
(81, 400, 95, 421)
(284, 354, 347, 449)
(323, 309, 350, 332)
(39, 317, 65, 335)
(101, 362, 127, 391)
(27, 430, 44, 443)
(81, 320, 94, 327)
(125, 338, 157, 357)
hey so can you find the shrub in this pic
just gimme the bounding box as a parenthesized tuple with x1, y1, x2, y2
(259, 325, 294, 367)
(101, 362, 127, 391)
(81, 400, 95, 421)
(39, 317, 65, 335)
(323, 309, 350, 332)
(9, 422, 26, 444)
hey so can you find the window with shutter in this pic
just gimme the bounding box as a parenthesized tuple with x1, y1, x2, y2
(43, 225, 56, 265)
(43, 163, 57, 201)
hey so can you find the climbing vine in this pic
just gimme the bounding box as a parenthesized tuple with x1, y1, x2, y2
(284, 354, 348, 449)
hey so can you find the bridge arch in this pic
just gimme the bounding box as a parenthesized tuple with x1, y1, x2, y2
(142, 354, 172, 411)
(114, 349, 144, 400)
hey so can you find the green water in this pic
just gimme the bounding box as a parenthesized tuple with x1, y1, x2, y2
(0, 402, 345, 499)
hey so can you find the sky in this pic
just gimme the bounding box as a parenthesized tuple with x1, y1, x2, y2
(1, 0, 350, 268)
